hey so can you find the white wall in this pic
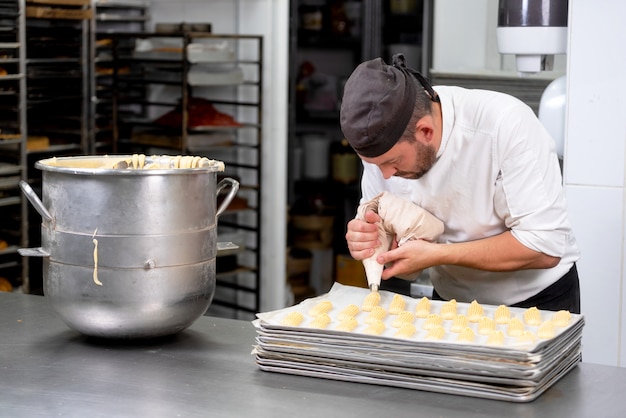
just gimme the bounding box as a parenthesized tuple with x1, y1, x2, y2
(149, 0, 290, 312)
(432, 0, 494, 72)
(564, 0, 626, 366)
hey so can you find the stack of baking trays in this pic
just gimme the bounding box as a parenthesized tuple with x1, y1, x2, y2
(253, 283, 584, 402)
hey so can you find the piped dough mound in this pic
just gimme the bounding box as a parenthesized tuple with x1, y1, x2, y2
(494, 305, 511, 324)
(415, 297, 431, 318)
(450, 314, 469, 333)
(308, 300, 333, 317)
(362, 291, 381, 312)
(467, 300, 484, 322)
(523, 307, 542, 326)
(337, 304, 360, 321)
(388, 294, 406, 315)
(281, 311, 304, 326)
(440, 299, 458, 320)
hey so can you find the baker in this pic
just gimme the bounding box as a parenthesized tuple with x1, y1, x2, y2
(340, 54, 581, 313)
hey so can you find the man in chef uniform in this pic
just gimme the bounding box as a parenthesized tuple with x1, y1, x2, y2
(340, 54, 580, 313)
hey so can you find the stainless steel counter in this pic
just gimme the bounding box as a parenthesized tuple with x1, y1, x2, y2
(1, 292, 625, 418)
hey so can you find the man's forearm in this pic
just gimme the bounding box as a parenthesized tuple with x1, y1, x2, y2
(439, 231, 560, 272)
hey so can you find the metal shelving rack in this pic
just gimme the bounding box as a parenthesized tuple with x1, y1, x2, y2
(90, 0, 149, 153)
(24, 0, 91, 163)
(106, 31, 264, 319)
(0, 0, 27, 292)
(21, 0, 92, 294)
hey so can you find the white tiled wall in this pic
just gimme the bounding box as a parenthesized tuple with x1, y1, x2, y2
(565, 185, 623, 363)
(432, 0, 492, 71)
(564, 0, 626, 366)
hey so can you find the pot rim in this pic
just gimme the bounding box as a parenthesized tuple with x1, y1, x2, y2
(36, 155, 226, 176)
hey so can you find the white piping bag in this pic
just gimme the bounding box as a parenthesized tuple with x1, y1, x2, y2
(356, 192, 445, 292)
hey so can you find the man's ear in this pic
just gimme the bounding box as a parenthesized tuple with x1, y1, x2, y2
(416, 116, 435, 142)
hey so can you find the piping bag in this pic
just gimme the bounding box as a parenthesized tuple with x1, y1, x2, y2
(355, 192, 445, 292)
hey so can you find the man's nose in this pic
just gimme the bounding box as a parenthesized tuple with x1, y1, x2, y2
(380, 166, 396, 179)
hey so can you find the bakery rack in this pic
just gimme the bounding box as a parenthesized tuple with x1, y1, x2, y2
(105, 31, 264, 320)
(91, 0, 150, 153)
(0, 0, 27, 292)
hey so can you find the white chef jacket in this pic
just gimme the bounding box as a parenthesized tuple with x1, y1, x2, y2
(359, 86, 580, 305)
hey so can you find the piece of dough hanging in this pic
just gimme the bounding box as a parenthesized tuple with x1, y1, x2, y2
(356, 191, 444, 291)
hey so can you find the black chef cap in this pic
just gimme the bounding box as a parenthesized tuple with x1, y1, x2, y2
(340, 54, 439, 158)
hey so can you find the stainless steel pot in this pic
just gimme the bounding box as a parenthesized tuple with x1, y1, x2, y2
(19, 155, 239, 339)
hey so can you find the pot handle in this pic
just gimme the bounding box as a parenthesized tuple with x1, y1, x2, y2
(215, 177, 240, 218)
(19, 180, 53, 223)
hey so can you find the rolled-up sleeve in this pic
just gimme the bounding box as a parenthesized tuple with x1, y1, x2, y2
(494, 103, 570, 257)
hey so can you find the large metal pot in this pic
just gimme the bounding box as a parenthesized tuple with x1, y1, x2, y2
(19, 155, 239, 339)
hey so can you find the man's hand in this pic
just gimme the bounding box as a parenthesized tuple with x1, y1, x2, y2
(345, 210, 382, 260)
(376, 239, 437, 280)
(375, 231, 561, 279)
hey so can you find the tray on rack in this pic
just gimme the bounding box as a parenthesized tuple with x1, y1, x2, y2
(26, 6, 93, 20)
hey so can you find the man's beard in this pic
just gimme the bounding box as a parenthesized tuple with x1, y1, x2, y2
(394, 140, 437, 179)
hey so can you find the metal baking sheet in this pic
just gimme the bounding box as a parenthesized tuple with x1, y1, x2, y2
(256, 323, 584, 382)
(255, 352, 581, 403)
(255, 332, 582, 383)
(256, 347, 581, 395)
(255, 318, 584, 365)
(256, 283, 584, 355)
(253, 283, 585, 402)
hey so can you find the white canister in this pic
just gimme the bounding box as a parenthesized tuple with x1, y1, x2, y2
(302, 134, 330, 179)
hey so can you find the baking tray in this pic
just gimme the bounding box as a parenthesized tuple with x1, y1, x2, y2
(255, 316, 584, 366)
(187, 66, 244, 86)
(256, 350, 581, 403)
(256, 284, 583, 352)
(255, 333, 582, 384)
(253, 283, 585, 402)
(255, 325, 583, 382)
(186, 42, 234, 63)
